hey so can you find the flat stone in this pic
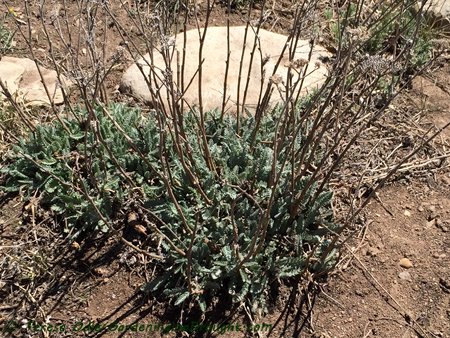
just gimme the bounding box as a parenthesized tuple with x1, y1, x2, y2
(121, 26, 331, 114)
(424, 0, 450, 31)
(0, 56, 71, 106)
(0, 61, 24, 95)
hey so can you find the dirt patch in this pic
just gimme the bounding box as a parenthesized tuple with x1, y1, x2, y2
(309, 178, 450, 338)
(411, 63, 450, 140)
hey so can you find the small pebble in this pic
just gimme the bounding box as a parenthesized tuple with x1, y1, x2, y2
(404, 210, 411, 217)
(93, 267, 109, 276)
(399, 258, 413, 269)
(426, 219, 436, 228)
(430, 211, 439, 219)
(366, 246, 380, 257)
(398, 271, 412, 281)
(355, 290, 365, 296)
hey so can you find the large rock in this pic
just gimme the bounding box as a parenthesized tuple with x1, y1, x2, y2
(121, 26, 331, 114)
(0, 56, 71, 106)
(424, 0, 450, 31)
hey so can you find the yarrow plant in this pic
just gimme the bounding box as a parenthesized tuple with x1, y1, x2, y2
(0, 0, 445, 324)
(1, 103, 338, 313)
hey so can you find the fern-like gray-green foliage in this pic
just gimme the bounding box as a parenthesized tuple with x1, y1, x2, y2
(1, 104, 339, 314)
(0, 21, 14, 53)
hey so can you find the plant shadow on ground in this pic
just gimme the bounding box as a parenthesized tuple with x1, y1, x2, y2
(0, 190, 323, 338)
(78, 266, 321, 338)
